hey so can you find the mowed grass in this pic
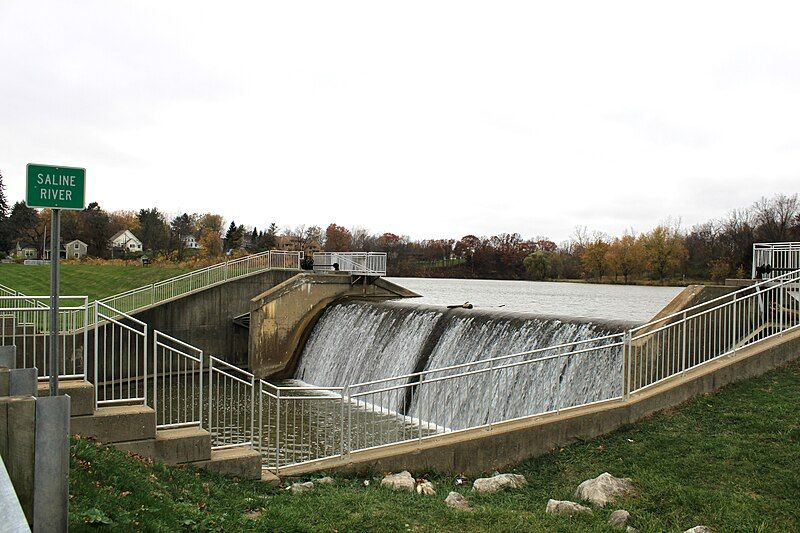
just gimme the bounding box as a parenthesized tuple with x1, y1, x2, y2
(70, 358, 800, 532)
(0, 263, 192, 301)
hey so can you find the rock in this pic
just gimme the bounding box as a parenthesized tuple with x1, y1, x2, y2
(683, 527, 712, 533)
(416, 480, 436, 496)
(574, 472, 634, 506)
(381, 471, 416, 492)
(626, 528, 638, 533)
(444, 491, 472, 511)
(472, 473, 527, 493)
(545, 499, 593, 516)
(288, 481, 314, 494)
(317, 476, 335, 485)
(609, 509, 631, 527)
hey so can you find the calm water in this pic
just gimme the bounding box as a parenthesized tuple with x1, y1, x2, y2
(386, 277, 683, 323)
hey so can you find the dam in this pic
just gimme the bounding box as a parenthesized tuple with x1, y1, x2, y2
(2, 244, 799, 479)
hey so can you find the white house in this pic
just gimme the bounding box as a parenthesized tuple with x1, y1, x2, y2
(182, 234, 202, 250)
(110, 230, 143, 253)
(66, 239, 88, 259)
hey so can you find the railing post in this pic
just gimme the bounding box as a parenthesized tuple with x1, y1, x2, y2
(681, 311, 687, 372)
(275, 387, 281, 475)
(341, 385, 348, 456)
(152, 331, 158, 423)
(93, 300, 99, 409)
(258, 381, 263, 457)
(208, 358, 214, 439)
(198, 349, 204, 430)
(250, 374, 256, 446)
(623, 330, 631, 400)
(487, 360, 495, 427)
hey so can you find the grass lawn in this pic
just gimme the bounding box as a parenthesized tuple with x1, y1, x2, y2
(0, 263, 192, 301)
(69, 358, 800, 532)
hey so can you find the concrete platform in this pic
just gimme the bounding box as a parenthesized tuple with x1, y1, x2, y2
(195, 447, 262, 480)
(115, 426, 211, 465)
(70, 405, 156, 443)
(37, 380, 94, 416)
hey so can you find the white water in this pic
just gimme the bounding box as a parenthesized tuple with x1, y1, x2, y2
(295, 300, 630, 430)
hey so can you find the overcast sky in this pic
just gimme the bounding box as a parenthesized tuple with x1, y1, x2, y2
(1, 1, 798, 241)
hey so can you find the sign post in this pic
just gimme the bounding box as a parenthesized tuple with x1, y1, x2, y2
(26, 164, 86, 396)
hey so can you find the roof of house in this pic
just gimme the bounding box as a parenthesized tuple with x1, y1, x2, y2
(110, 230, 140, 242)
(66, 239, 88, 246)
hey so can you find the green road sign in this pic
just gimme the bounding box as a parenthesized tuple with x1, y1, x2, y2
(26, 163, 86, 210)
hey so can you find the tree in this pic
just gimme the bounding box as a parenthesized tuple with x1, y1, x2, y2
(581, 238, 610, 279)
(640, 225, 688, 282)
(8, 201, 40, 245)
(80, 202, 113, 257)
(170, 213, 195, 259)
(137, 208, 169, 253)
(606, 233, 643, 283)
(324, 223, 351, 251)
(224, 221, 244, 251)
(523, 251, 550, 281)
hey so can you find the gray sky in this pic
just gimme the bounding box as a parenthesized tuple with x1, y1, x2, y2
(1, 1, 798, 241)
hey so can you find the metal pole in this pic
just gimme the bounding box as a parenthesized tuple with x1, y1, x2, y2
(49, 209, 61, 396)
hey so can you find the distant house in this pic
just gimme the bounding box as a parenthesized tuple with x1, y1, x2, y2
(42, 239, 66, 260)
(110, 230, 143, 254)
(276, 235, 322, 256)
(12, 241, 39, 260)
(66, 239, 88, 259)
(182, 234, 201, 250)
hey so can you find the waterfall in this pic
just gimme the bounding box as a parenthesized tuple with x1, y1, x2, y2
(295, 300, 632, 430)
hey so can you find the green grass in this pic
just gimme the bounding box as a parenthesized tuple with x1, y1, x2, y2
(69, 358, 800, 532)
(0, 263, 192, 301)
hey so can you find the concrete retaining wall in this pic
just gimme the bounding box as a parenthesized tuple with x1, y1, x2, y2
(132, 269, 298, 366)
(279, 328, 800, 477)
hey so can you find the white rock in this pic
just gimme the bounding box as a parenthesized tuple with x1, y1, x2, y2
(545, 499, 593, 516)
(317, 476, 335, 485)
(444, 491, 472, 511)
(609, 509, 631, 527)
(288, 481, 314, 494)
(472, 473, 527, 493)
(626, 527, 638, 533)
(416, 480, 436, 496)
(381, 471, 416, 492)
(683, 527, 712, 533)
(574, 472, 634, 506)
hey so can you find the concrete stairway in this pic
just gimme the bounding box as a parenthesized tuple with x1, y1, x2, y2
(36, 379, 262, 479)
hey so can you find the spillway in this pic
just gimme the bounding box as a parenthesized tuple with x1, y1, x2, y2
(295, 300, 634, 430)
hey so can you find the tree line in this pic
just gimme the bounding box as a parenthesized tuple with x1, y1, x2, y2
(1, 170, 797, 282)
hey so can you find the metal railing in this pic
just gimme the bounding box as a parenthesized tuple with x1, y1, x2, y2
(313, 252, 387, 276)
(94, 301, 148, 406)
(100, 250, 303, 317)
(0, 295, 89, 381)
(153, 331, 203, 429)
(207, 356, 256, 449)
(752, 242, 800, 279)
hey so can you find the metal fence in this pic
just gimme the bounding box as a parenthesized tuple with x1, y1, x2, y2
(94, 301, 148, 406)
(100, 250, 303, 316)
(752, 242, 800, 280)
(153, 331, 203, 429)
(0, 295, 89, 381)
(207, 356, 256, 449)
(313, 252, 387, 276)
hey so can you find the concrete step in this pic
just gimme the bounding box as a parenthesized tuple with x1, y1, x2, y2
(70, 405, 155, 443)
(195, 446, 262, 480)
(116, 426, 212, 465)
(37, 380, 94, 416)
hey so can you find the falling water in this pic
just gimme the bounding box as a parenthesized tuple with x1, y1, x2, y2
(295, 300, 633, 430)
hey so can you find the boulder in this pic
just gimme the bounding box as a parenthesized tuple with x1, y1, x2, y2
(472, 473, 527, 494)
(317, 476, 335, 485)
(609, 509, 631, 527)
(574, 473, 634, 506)
(444, 492, 472, 511)
(381, 471, 416, 492)
(288, 481, 314, 494)
(683, 527, 712, 533)
(416, 480, 436, 496)
(545, 499, 593, 516)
